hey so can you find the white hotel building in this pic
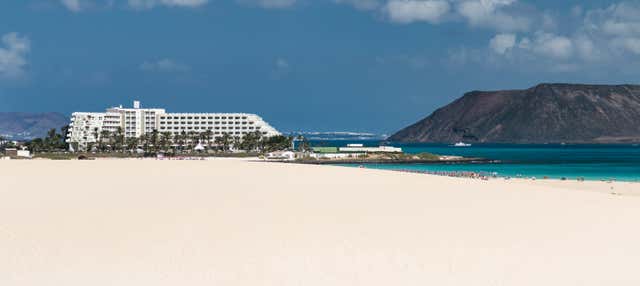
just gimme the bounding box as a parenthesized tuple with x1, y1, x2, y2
(67, 101, 280, 150)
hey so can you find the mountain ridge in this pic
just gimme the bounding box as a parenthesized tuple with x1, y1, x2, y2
(388, 83, 640, 144)
(0, 112, 69, 140)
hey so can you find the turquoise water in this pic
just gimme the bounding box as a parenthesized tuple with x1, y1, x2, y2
(316, 141, 640, 182)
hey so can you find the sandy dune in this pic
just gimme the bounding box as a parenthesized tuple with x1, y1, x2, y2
(1, 159, 639, 285)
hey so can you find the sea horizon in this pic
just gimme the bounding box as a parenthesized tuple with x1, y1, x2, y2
(315, 140, 640, 182)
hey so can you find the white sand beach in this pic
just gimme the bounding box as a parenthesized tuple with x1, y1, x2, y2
(1, 159, 639, 285)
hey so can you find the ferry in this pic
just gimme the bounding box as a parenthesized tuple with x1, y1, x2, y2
(453, 142, 472, 147)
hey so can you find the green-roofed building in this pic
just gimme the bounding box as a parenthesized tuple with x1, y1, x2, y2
(312, 147, 339, 154)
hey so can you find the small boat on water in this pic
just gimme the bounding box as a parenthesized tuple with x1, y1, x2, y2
(453, 142, 472, 147)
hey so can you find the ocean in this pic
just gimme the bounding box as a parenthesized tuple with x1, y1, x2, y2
(312, 141, 640, 182)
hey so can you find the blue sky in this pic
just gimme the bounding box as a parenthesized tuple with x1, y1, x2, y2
(1, 0, 640, 134)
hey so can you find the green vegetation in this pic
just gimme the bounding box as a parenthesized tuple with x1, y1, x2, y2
(23, 126, 69, 153)
(312, 147, 339, 153)
(20, 125, 298, 159)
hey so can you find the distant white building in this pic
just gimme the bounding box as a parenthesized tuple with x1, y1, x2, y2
(338, 144, 402, 153)
(266, 151, 296, 160)
(4, 148, 31, 158)
(67, 101, 280, 150)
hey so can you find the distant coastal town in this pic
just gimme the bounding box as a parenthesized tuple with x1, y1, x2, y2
(2, 100, 431, 163)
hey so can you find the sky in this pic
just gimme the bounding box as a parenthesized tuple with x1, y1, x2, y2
(1, 0, 640, 134)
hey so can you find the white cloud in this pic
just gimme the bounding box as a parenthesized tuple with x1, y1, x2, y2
(370, 0, 534, 31)
(140, 59, 190, 72)
(275, 58, 289, 69)
(334, 0, 381, 11)
(0, 33, 30, 79)
(270, 57, 291, 79)
(128, 0, 209, 9)
(236, 0, 297, 9)
(384, 0, 451, 24)
(528, 32, 573, 59)
(483, 2, 640, 70)
(59, 0, 116, 12)
(489, 33, 516, 54)
(456, 0, 530, 31)
(60, 0, 83, 12)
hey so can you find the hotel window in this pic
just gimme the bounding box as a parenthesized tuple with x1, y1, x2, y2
(235, 132, 240, 134)
(215, 132, 220, 134)
(221, 117, 227, 119)
(188, 127, 193, 130)
(208, 117, 213, 119)
(201, 121, 206, 124)
(187, 117, 193, 119)
(208, 127, 213, 130)
(195, 127, 200, 130)
(215, 127, 220, 130)
(242, 116, 247, 119)
(235, 117, 240, 119)
(215, 117, 220, 119)
(180, 117, 186, 119)
(208, 121, 213, 125)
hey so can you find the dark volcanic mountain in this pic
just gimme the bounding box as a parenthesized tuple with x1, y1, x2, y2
(0, 112, 69, 140)
(389, 84, 640, 144)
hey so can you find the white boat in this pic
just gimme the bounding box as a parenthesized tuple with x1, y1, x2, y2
(453, 142, 472, 147)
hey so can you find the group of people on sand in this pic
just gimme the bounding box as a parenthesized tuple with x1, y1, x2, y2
(395, 169, 492, 180)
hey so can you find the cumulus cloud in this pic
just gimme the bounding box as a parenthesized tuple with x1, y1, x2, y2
(270, 57, 291, 79)
(140, 59, 190, 72)
(128, 0, 209, 9)
(489, 33, 516, 54)
(525, 32, 573, 59)
(236, 0, 297, 9)
(477, 1, 640, 73)
(456, 0, 530, 31)
(384, 0, 451, 24)
(60, 0, 83, 12)
(275, 58, 290, 69)
(334, 0, 382, 11)
(0, 33, 30, 79)
(374, 0, 534, 31)
(58, 0, 116, 12)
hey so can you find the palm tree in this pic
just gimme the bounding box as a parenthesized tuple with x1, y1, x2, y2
(99, 130, 111, 152)
(126, 137, 138, 153)
(203, 130, 213, 149)
(189, 132, 197, 148)
(240, 131, 261, 152)
(114, 127, 125, 152)
(262, 135, 293, 153)
(215, 133, 232, 152)
(160, 132, 172, 152)
(44, 128, 57, 152)
(139, 133, 149, 152)
(150, 129, 159, 153)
